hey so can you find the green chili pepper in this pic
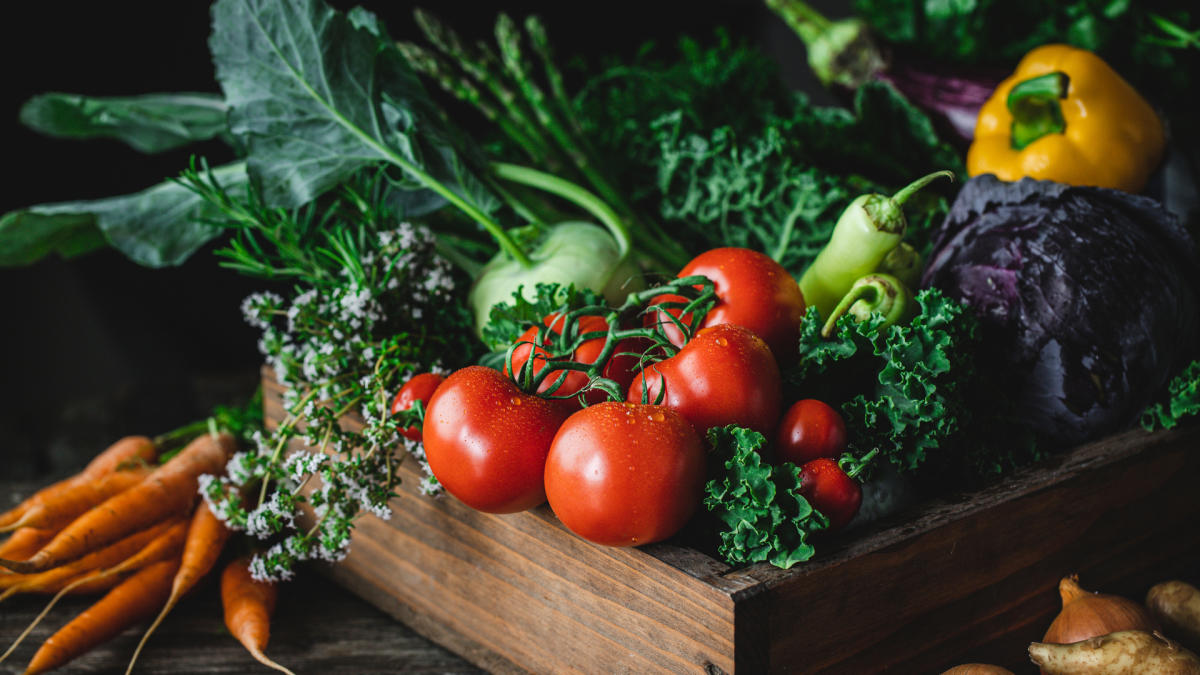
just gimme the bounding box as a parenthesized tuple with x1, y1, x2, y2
(799, 170, 952, 318)
(820, 273, 913, 338)
(877, 242, 922, 291)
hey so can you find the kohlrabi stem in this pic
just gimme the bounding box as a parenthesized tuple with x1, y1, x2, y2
(491, 162, 631, 261)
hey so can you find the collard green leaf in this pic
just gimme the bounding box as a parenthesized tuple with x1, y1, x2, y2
(704, 425, 828, 569)
(0, 162, 246, 267)
(209, 0, 495, 217)
(19, 92, 230, 153)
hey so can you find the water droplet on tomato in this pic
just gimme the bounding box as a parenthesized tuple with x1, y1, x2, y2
(715, 337, 728, 347)
(510, 396, 522, 405)
(649, 411, 665, 422)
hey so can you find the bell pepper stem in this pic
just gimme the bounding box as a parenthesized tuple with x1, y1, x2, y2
(1007, 71, 1069, 150)
(491, 162, 632, 262)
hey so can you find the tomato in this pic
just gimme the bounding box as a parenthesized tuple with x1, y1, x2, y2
(775, 399, 847, 465)
(389, 372, 447, 442)
(626, 323, 782, 435)
(508, 314, 644, 408)
(647, 247, 807, 362)
(798, 458, 861, 531)
(544, 402, 706, 547)
(422, 366, 570, 513)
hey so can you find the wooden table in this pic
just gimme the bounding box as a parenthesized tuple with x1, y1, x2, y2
(0, 481, 482, 675)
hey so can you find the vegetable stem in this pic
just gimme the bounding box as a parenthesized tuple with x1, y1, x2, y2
(491, 162, 631, 261)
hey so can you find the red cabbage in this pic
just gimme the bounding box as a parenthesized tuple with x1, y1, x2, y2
(921, 175, 1198, 447)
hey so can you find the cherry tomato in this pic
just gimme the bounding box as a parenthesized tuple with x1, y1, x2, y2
(775, 399, 847, 465)
(508, 314, 644, 408)
(798, 458, 861, 531)
(422, 366, 570, 513)
(544, 401, 706, 547)
(627, 323, 782, 435)
(647, 247, 807, 362)
(390, 372, 446, 442)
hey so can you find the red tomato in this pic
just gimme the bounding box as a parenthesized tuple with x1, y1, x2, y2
(647, 247, 806, 362)
(390, 372, 447, 442)
(626, 323, 782, 435)
(422, 366, 570, 513)
(775, 399, 847, 465)
(544, 402, 706, 547)
(798, 458, 861, 531)
(508, 314, 644, 408)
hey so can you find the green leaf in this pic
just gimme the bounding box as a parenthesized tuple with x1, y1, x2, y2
(19, 92, 230, 153)
(704, 425, 828, 569)
(209, 0, 496, 216)
(479, 282, 605, 351)
(1142, 360, 1200, 431)
(0, 162, 246, 267)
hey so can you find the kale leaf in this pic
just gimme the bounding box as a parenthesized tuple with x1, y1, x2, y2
(478, 282, 606, 352)
(704, 425, 829, 569)
(649, 82, 957, 274)
(794, 288, 979, 472)
(1142, 359, 1200, 431)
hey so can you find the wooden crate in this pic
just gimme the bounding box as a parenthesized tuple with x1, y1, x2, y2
(263, 370, 1200, 673)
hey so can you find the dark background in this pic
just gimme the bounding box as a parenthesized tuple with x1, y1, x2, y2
(0, 1, 835, 477)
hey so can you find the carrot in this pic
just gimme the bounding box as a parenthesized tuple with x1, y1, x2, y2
(126, 501, 231, 673)
(221, 557, 295, 675)
(0, 519, 176, 598)
(22, 557, 181, 675)
(1, 465, 153, 534)
(0, 436, 156, 531)
(0, 519, 189, 666)
(0, 528, 57, 563)
(0, 432, 234, 574)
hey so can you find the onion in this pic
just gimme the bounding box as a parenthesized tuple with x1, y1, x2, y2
(1043, 575, 1159, 645)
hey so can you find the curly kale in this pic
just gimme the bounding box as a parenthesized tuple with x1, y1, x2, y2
(704, 425, 829, 569)
(794, 288, 979, 473)
(479, 282, 605, 352)
(1142, 359, 1200, 431)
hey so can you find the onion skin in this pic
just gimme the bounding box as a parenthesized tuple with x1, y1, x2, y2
(940, 665, 1015, 675)
(1029, 630, 1200, 674)
(1044, 575, 1159, 645)
(1147, 581, 1200, 653)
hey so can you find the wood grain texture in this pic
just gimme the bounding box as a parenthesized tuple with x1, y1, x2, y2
(263, 368, 1200, 673)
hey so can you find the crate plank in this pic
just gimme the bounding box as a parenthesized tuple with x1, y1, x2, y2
(263, 369, 1200, 673)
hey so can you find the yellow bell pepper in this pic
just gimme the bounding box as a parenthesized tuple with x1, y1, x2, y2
(967, 44, 1165, 193)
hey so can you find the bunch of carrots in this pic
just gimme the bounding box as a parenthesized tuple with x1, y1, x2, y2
(0, 432, 292, 674)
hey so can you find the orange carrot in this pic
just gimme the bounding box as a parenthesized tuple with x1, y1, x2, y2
(221, 557, 295, 675)
(0, 519, 190, 666)
(22, 558, 180, 675)
(0, 529, 58, 563)
(126, 501, 231, 673)
(0, 436, 156, 531)
(1, 465, 153, 534)
(0, 432, 233, 574)
(0, 519, 176, 597)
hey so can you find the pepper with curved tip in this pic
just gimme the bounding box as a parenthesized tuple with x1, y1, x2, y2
(968, 44, 1165, 193)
